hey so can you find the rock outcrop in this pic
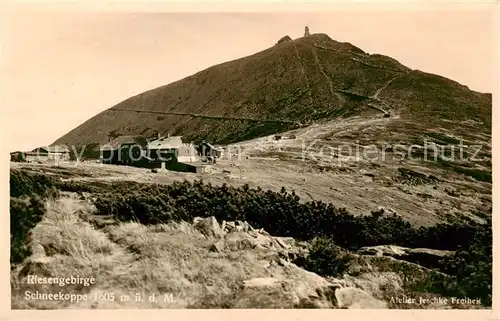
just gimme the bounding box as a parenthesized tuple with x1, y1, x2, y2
(335, 287, 387, 309)
(191, 216, 458, 309)
(193, 216, 224, 238)
(194, 216, 309, 262)
(357, 245, 454, 269)
(276, 35, 292, 45)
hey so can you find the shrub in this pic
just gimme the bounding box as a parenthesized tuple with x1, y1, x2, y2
(9, 169, 57, 265)
(10, 196, 46, 265)
(91, 180, 489, 252)
(10, 169, 57, 198)
(439, 217, 492, 306)
(303, 237, 352, 277)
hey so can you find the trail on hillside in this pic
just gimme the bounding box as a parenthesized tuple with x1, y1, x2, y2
(371, 74, 406, 100)
(291, 42, 315, 109)
(364, 73, 408, 115)
(311, 46, 346, 108)
(109, 108, 300, 125)
(365, 103, 388, 115)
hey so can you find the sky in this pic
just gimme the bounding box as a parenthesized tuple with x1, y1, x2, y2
(1, 3, 496, 152)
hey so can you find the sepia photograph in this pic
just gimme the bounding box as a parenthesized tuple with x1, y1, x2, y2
(3, 2, 494, 311)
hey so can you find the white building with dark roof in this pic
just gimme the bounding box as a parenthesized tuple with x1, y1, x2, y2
(147, 136, 199, 163)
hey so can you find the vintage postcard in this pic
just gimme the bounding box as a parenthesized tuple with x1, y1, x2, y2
(1, 0, 497, 319)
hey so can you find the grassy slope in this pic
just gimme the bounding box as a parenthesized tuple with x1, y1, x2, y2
(11, 194, 341, 309)
(12, 185, 489, 309)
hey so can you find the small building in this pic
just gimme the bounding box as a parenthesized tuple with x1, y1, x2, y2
(147, 136, 199, 163)
(25, 152, 49, 163)
(100, 134, 204, 173)
(22, 145, 71, 163)
(197, 141, 222, 159)
(10, 151, 26, 162)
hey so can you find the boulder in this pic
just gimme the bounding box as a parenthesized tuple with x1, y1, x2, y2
(193, 216, 224, 238)
(343, 272, 404, 300)
(281, 263, 340, 308)
(209, 239, 225, 253)
(358, 245, 406, 257)
(274, 237, 291, 249)
(224, 231, 259, 251)
(236, 220, 250, 232)
(357, 245, 454, 269)
(254, 233, 276, 249)
(404, 248, 455, 269)
(226, 221, 236, 231)
(247, 230, 259, 238)
(276, 35, 292, 45)
(258, 228, 270, 236)
(335, 287, 387, 309)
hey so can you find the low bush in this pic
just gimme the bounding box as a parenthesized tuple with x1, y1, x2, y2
(10, 196, 46, 264)
(92, 180, 487, 252)
(9, 169, 492, 306)
(9, 169, 58, 265)
(439, 217, 492, 306)
(10, 169, 57, 198)
(303, 237, 353, 277)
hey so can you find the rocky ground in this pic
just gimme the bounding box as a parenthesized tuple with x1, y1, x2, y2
(12, 192, 481, 309)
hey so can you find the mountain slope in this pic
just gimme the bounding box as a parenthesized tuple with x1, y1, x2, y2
(53, 33, 491, 147)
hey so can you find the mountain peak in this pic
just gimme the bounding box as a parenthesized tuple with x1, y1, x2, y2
(54, 33, 491, 147)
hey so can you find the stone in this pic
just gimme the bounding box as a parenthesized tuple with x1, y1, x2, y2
(235, 220, 249, 232)
(248, 230, 259, 238)
(31, 243, 46, 258)
(276, 35, 292, 45)
(193, 217, 204, 225)
(274, 237, 291, 249)
(226, 221, 236, 231)
(209, 240, 225, 253)
(358, 245, 406, 257)
(224, 232, 258, 251)
(243, 277, 282, 289)
(247, 222, 255, 232)
(254, 234, 275, 249)
(278, 258, 290, 266)
(335, 287, 387, 309)
(193, 216, 223, 238)
(258, 228, 270, 236)
(357, 245, 455, 269)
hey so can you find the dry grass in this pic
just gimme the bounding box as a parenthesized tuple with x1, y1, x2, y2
(11, 191, 486, 309)
(11, 194, 330, 309)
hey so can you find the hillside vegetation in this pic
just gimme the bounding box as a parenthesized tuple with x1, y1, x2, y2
(10, 168, 492, 308)
(53, 33, 491, 147)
